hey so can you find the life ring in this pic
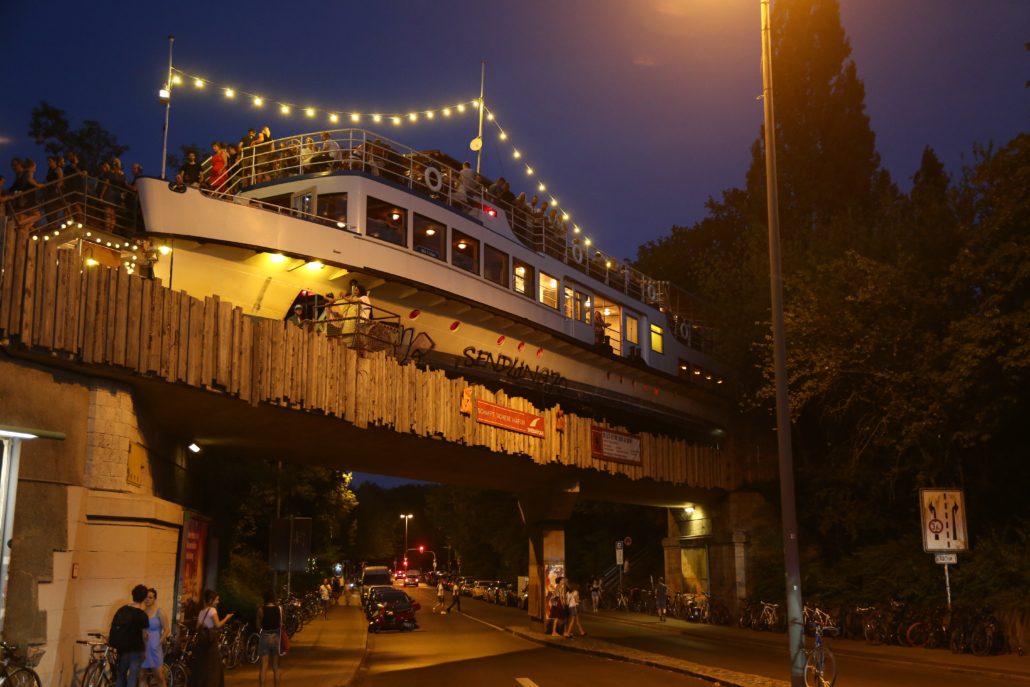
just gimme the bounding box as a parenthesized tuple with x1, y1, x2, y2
(570, 244, 585, 264)
(424, 166, 443, 193)
(645, 282, 657, 301)
(677, 321, 690, 340)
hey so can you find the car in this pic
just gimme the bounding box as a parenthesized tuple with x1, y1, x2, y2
(361, 566, 393, 602)
(403, 569, 421, 587)
(471, 580, 494, 600)
(367, 587, 421, 633)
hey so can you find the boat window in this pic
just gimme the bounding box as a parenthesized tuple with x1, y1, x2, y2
(513, 259, 534, 297)
(484, 245, 508, 287)
(366, 196, 407, 247)
(317, 192, 348, 229)
(413, 213, 445, 260)
(581, 293, 592, 324)
(292, 190, 315, 216)
(650, 322, 664, 354)
(259, 193, 292, 213)
(595, 298, 623, 356)
(451, 230, 479, 274)
(563, 287, 574, 319)
(625, 313, 639, 345)
(538, 271, 559, 309)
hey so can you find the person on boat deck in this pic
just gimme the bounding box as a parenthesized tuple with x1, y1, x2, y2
(487, 176, 506, 198)
(459, 161, 476, 201)
(315, 291, 340, 334)
(320, 132, 342, 169)
(301, 137, 317, 173)
(287, 304, 306, 328)
(593, 310, 609, 347)
(338, 281, 372, 346)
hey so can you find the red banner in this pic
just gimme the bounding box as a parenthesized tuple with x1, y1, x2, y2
(591, 425, 642, 465)
(474, 399, 545, 438)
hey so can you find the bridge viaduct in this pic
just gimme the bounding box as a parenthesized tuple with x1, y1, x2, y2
(0, 225, 778, 684)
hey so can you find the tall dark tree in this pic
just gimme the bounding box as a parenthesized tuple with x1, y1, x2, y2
(28, 101, 128, 173)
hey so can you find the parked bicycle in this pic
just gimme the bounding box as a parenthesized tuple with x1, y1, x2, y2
(0, 640, 43, 687)
(76, 633, 114, 687)
(802, 620, 838, 687)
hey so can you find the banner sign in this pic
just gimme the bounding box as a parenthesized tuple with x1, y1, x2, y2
(176, 512, 209, 623)
(474, 399, 544, 438)
(590, 425, 642, 465)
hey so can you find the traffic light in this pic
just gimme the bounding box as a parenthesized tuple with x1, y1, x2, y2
(403, 557, 408, 568)
(418, 545, 424, 554)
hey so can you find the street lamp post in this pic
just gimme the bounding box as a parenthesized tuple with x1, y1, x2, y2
(759, 1, 805, 684)
(400, 514, 413, 556)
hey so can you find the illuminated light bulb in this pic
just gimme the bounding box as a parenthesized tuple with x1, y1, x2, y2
(171, 74, 182, 85)
(280, 104, 290, 115)
(408, 112, 417, 122)
(573, 225, 581, 234)
(472, 99, 481, 109)
(486, 112, 494, 121)
(426, 111, 434, 119)
(158, 245, 171, 255)
(390, 212, 401, 221)
(549, 197, 557, 205)
(425, 228, 436, 236)
(253, 97, 264, 107)
(538, 183, 546, 192)
(457, 240, 467, 250)
(329, 113, 338, 123)
(31, 235, 38, 241)
(584, 238, 592, 247)
(270, 253, 286, 263)
(43, 236, 50, 241)
(54, 230, 60, 236)
(95, 237, 101, 243)
(131, 255, 137, 261)
(499, 132, 507, 141)
(61, 222, 67, 229)
(351, 113, 360, 122)
(85, 258, 99, 267)
(372, 114, 382, 123)
(526, 167, 533, 175)
(549, 278, 558, 288)
(225, 88, 235, 98)
(336, 222, 346, 229)
(442, 108, 452, 117)
(457, 104, 466, 113)
(392, 116, 401, 125)
(85, 231, 92, 237)
(77, 223, 83, 228)
(105, 241, 111, 246)
(305, 261, 324, 271)
(515, 266, 525, 276)
(305, 107, 315, 117)
(513, 150, 521, 159)
(605, 260, 612, 268)
(194, 79, 204, 88)
(562, 213, 569, 221)
(604, 308, 611, 316)
(158, 88, 170, 100)
(132, 245, 139, 251)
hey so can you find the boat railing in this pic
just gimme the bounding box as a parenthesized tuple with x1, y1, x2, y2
(300, 302, 402, 355)
(4, 171, 142, 241)
(193, 128, 716, 353)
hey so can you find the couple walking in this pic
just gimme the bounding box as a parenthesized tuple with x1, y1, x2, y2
(108, 584, 170, 687)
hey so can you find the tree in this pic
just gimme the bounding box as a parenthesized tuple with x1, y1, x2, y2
(27, 101, 128, 173)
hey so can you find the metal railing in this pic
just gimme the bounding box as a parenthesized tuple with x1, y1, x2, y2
(2, 171, 141, 240)
(187, 128, 716, 353)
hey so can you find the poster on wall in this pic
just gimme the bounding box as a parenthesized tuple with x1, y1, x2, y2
(544, 561, 565, 595)
(176, 512, 209, 624)
(590, 425, 642, 465)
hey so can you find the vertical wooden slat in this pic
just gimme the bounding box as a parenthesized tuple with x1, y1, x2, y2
(187, 297, 205, 386)
(111, 268, 129, 365)
(125, 274, 142, 370)
(0, 226, 20, 334)
(18, 236, 40, 345)
(214, 299, 232, 388)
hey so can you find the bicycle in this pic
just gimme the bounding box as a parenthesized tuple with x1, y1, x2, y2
(76, 633, 115, 687)
(752, 600, 784, 632)
(802, 621, 838, 687)
(0, 640, 43, 687)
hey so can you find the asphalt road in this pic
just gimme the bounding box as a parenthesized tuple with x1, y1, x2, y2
(356, 584, 1026, 687)
(353, 585, 712, 687)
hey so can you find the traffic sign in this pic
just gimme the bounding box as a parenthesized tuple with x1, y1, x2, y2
(615, 541, 623, 550)
(615, 544, 624, 566)
(920, 489, 967, 552)
(934, 553, 958, 565)
(624, 536, 633, 546)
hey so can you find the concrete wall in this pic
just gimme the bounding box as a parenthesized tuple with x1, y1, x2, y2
(0, 357, 187, 687)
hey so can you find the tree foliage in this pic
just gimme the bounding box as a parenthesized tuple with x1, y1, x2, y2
(27, 100, 128, 173)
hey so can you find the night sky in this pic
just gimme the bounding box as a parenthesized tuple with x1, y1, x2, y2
(2, 1, 1027, 262)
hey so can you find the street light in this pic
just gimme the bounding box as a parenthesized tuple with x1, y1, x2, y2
(758, 2, 805, 684)
(400, 514, 413, 554)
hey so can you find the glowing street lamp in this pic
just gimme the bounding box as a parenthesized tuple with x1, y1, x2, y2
(400, 514, 413, 554)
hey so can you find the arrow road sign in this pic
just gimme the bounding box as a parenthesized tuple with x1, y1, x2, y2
(920, 489, 967, 552)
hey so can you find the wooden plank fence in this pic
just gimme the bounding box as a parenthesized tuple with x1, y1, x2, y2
(0, 225, 733, 490)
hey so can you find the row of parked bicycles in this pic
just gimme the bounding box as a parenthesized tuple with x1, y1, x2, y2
(77, 589, 326, 686)
(736, 598, 1015, 656)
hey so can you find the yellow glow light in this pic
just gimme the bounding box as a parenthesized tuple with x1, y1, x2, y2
(85, 258, 99, 267)
(513, 150, 521, 159)
(351, 113, 361, 122)
(254, 97, 264, 107)
(472, 99, 481, 109)
(486, 112, 494, 121)
(225, 88, 235, 98)
(194, 79, 204, 88)
(269, 253, 286, 264)
(171, 75, 183, 85)
(538, 183, 546, 192)
(515, 266, 525, 276)
(443, 108, 452, 117)
(605, 260, 612, 268)
(573, 225, 581, 234)
(373, 114, 382, 123)
(280, 105, 290, 115)
(305, 108, 315, 117)
(562, 213, 570, 221)
(426, 111, 435, 119)
(457, 104, 466, 113)
(526, 166, 533, 175)
(158, 245, 172, 255)
(305, 261, 324, 271)
(584, 238, 592, 246)
(499, 132, 507, 141)
(329, 113, 339, 123)
(408, 113, 417, 122)
(392, 116, 401, 125)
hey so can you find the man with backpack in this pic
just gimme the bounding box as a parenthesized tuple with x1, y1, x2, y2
(109, 584, 150, 687)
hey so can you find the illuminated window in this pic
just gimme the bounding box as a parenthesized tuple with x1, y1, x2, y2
(451, 230, 479, 274)
(563, 287, 574, 318)
(513, 259, 534, 296)
(413, 213, 445, 260)
(625, 315, 639, 345)
(650, 323, 664, 354)
(366, 196, 407, 246)
(484, 245, 508, 287)
(317, 193, 348, 229)
(539, 272, 559, 309)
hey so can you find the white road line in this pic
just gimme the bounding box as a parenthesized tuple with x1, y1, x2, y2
(515, 679, 540, 687)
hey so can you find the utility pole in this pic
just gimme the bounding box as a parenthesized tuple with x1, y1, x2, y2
(160, 35, 174, 180)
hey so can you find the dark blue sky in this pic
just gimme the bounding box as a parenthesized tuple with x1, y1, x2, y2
(2, 0, 1027, 262)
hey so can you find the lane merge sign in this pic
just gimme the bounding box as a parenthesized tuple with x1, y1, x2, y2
(920, 488, 967, 552)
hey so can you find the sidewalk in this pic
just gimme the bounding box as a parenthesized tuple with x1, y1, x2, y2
(225, 604, 367, 687)
(502, 610, 1030, 687)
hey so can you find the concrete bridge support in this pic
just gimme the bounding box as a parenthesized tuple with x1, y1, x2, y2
(518, 485, 579, 621)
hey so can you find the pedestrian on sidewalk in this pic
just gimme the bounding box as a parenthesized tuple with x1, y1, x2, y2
(256, 592, 282, 687)
(109, 584, 149, 687)
(656, 577, 668, 622)
(590, 577, 601, 612)
(446, 579, 462, 614)
(433, 581, 446, 613)
(319, 579, 331, 619)
(564, 583, 587, 637)
(140, 587, 170, 687)
(331, 576, 341, 605)
(194, 590, 233, 687)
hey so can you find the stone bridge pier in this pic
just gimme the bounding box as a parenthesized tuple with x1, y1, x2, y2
(519, 485, 580, 621)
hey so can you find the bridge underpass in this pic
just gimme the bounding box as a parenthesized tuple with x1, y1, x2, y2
(0, 227, 777, 684)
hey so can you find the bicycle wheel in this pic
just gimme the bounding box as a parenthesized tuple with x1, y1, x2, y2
(949, 627, 967, 654)
(804, 646, 837, 687)
(245, 633, 261, 664)
(82, 662, 111, 687)
(7, 668, 42, 687)
(970, 625, 994, 657)
(166, 662, 188, 687)
(906, 621, 931, 648)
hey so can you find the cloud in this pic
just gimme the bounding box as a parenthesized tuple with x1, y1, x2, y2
(634, 55, 660, 68)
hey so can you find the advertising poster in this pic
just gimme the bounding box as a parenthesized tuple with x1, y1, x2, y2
(590, 425, 642, 465)
(176, 512, 209, 622)
(475, 399, 545, 438)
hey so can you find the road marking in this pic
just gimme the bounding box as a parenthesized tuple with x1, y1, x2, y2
(515, 679, 540, 687)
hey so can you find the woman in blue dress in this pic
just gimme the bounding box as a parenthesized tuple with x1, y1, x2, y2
(141, 587, 170, 686)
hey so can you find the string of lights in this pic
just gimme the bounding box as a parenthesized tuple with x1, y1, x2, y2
(167, 67, 480, 126)
(481, 105, 594, 251)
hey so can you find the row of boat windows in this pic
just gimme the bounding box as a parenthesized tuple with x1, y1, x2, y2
(261, 189, 668, 358)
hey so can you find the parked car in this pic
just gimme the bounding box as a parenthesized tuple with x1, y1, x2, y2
(361, 566, 393, 602)
(367, 588, 420, 633)
(471, 580, 494, 600)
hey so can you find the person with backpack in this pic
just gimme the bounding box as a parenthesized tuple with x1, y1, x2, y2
(109, 584, 150, 687)
(193, 589, 233, 687)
